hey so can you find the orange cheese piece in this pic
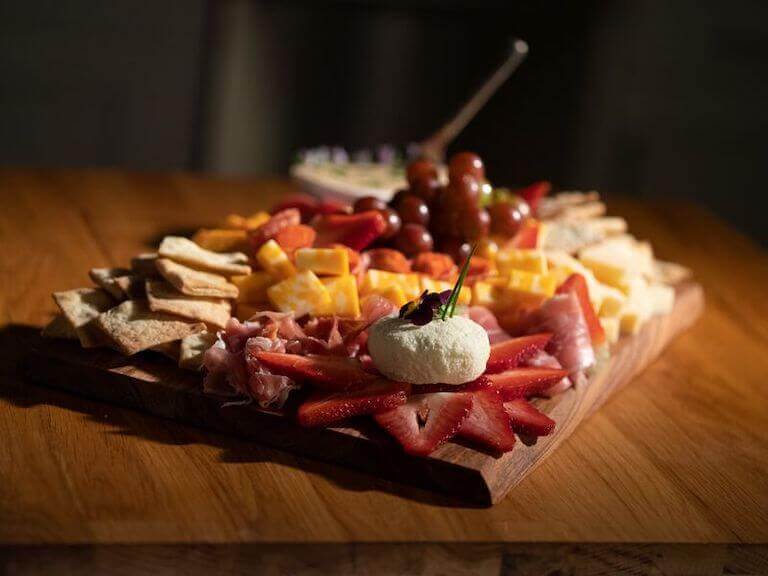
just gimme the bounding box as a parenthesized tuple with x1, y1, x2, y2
(267, 270, 331, 317)
(295, 248, 349, 276)
(232, 271, 274, 304)
(256, 239, 296, 280)
(322, 275, 361, 318)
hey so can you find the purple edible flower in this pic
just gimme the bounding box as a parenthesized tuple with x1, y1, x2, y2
(399, 290, 452, 326)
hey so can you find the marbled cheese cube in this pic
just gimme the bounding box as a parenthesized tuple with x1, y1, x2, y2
(267, 270, 331, 317)
(497, 249, 548, 275)
(322, 275, 361, 318)
(232, 271, 274, 304)
(296, 248, 349, 276)
(256, 239, 296, 280)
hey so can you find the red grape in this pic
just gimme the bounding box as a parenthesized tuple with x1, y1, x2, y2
(388, 188, 409, 209)
(445, 173, 480, 205)
(395, 223, 434, 256)
(448, 152, 484, 182)
(354, 196, 387, 213)
(398, 195, 430, 226)
(379, 208, 402, 240)
(411, 174, 440, 203)
(406, 159, 438, 186)
(489, 202, 524, 236)
(462, 207, 490, 241)
(439, 237, 472, 263)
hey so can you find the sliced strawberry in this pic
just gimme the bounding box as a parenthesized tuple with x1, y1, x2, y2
(315, 199, 349, 216)
(516, 181, 551, 215)
(374, 392, 473, 456)
(314, 211, 386, 251)
(273, 224, 316, 255)
(510, 219, 541, 249)
(556, 273, 605, 345)
(487, 367, 569, 400)
(366, 248, 412, 273)
(504, 398, 555, 436)
(248, 208, 301, 250)
(458, 387, 516, 453)
(270, 195, 319, 222)
(255, 352, 375, 390)
(298, 379, 408, 427)
(486, 333, 553, 373)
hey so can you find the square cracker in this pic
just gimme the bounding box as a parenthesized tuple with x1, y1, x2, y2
(156, 258, 239, 299)
(179, 331, 217, 371)
(41, 314, 78, 340)
(94, 300, 206, 356)
(131, 253, 161, 278)
(52, 288, 115, 347)
(146, 280, 231, 329)
(89, 267, 133, 299)
(158, 236, 251, 276)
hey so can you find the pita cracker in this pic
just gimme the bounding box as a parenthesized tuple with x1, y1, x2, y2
(146, 280, 231, 329)
(94, 300, 206, 356)
(52, 288, 115, 347)
(131, 253, 161, 277)
(158, 236, 251, 276)
(41, 314, 78, 340)
(89, 267, 133, 299)
(113, 275, 146, 299)
(179, 331, 217, 371)
(156, 258, 239, 299)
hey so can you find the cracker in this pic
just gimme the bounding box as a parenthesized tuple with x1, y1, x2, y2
(89, 267, 133, 299)
(179, 331, 217, 371)
(146, 280, 231, 329)
(41, 314, 78, 340)
(156, 258, 239, 299)
(131, 253, 161, 277)
(52, 288, 115, 347)
(158, 236, 251, 276)
(113, 275, 146, 299)
(94, 300, 206, 356)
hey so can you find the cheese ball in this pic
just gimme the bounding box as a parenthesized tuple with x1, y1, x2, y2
(368, 315, 490, 385)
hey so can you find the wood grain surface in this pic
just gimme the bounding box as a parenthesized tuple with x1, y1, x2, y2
(1, 169, 766, 557)
(23, 282, 703, 506)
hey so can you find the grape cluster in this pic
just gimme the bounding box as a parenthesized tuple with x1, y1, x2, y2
(352, 152, 531, 258)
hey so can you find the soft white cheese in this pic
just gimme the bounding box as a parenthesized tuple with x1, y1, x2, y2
(367, 316, 490, 385)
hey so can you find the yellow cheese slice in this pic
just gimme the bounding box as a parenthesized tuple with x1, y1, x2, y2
(359, 270, 420, 299)
(267, 270, 331, 317)
(472, 281, 497, 308)
(377, 284, 409, 307)
(322, 275, 361, 318)
(256, 239, 296, 280)
(600, 315, 620, 344)
(296, 248, 349, 276)
(507, 270, 557, 297)
(419, 276, 452, 294)
(232, 271, 274, 304)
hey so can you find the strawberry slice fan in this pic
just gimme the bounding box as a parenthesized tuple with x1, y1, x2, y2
(261, 330, 562, 457)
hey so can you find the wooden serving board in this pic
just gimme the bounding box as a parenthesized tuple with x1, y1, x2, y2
(24, 281, 704, 506)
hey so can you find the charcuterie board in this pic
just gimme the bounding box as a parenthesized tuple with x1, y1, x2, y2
(24, 281, 703, 506)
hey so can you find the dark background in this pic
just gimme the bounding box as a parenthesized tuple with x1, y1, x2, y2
(1, 1, 765, 244)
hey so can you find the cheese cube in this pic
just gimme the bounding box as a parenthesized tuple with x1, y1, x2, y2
(378, 284, 409, 307)
(295, 248, 349, 276)
(596, 283, 626, 318)
(648, 283, 675, 316)
(472, 281, 496, 308)
(620, 277, 651, 334)
(600, 316, 620, 344)
(497, 249, 548, 275)
(359, 270, 420, 299)
(224, 211, 271, 230)
(420, 276, 452, 294)
(191, 229, 248, 252)
(507, 270, 557, 297)
(458, 285, 472, 306)
(322, 275, 361, 317)
(256, 239, 296, 279)
(578, 235, 654, 290)
(267, 270, 331, 317)
(232, 271, 274, 304)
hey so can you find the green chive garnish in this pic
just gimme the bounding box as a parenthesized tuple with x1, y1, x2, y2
(441, 244, 477, 320)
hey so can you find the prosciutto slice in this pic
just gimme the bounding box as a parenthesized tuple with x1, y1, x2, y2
(519, 292, 595, 374)
(467, 306, 511, 345)
(523, 349, 573, 397)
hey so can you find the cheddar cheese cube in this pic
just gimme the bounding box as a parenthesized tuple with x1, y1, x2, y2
(224, 211, 271, 230)
(191, 228, 248, 252)
(359, 270, 420, 299)
(497, 249, 548, 275)
(419, 276, 452, 294)
(267, 270, 331, 317)
(322, 275, 361, 318)
(458, 285, 472, 306)
(472, 281, 496, 308)
(507, 270, 557, 297)
(378, 284, 408, 307)
(596, 283, 626, 317)
(295, 248, 349, 276)
(232, 271, 274, 304)
(256, 239, 296, 280)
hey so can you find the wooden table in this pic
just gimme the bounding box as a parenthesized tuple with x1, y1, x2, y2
(1, 169, 766, 574)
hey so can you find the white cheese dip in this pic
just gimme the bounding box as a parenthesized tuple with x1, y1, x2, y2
(367, 316, 490, 385)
